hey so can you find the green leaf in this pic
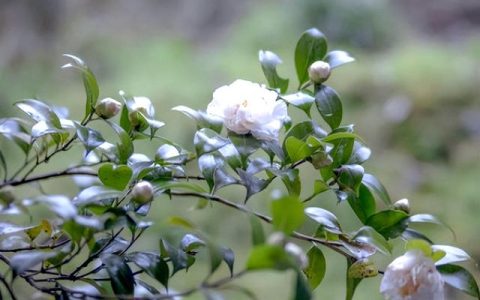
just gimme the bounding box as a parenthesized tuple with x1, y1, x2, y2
(238, 169, 273, 201)
(194, 128, 229, 156)
(10, 251, 57, 276)
(15, 99, 62, 128)
(313, 180, 329, 195)
(246, 244, 293, 271)
(322, 132, 361, 143)
(431, 245, 471, 265)
(198, 154, 237, 192)
(408, 214, 455, 238)
(315, 85, 342, 130)
(228, 132, 262, 162)
(259, 50, 289, 93)
(345, 259, 362, 300)
(361, 174, 391, 205)
(0, 118, 31, 154)
(218, 143, 242, 170)
(160, 239, 192, 275)
(348, 141, 371, 165)
(271, 196, 305, 235)
(275, 169, 302, 197)
(347, 184, 376, 224)
(437, 264, 480, 298)
(172, 105, 223, 133)
(347, 259, 378, 279)
(98, 163, 132, 191)
(222, 247, 235, 276)
(102, 254, 135, 296)
(62, 54, 99, 119)
(108, 121, 134, 164)
(285, 136, 313, 163)
(295, 28, 328, 86)
(180, 234, 206, 252)
(128, 251, 169, 289)
(305, 207, 342, 234)
(166, 216, 196, 230)
(74, 122, 105, 153)
(282, 92, 315, 116)
(336, 164, 364, 194)
(294, 271, 312, 300)
(366, 210, 409, 239)
(303, 246, 326, 290)
(249, 215, 265, 246)
(324, 51, 355, 69)
(352, 226, 392, 255)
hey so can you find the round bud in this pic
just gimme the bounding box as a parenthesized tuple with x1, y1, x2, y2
(308, 60, 331, 83)
(131, 181, 154, 205)
(393, 198, 410, 214)
(95, 98, 122, 119)
(285, 242, 308, 269)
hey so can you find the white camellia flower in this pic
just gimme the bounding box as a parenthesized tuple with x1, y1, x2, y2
(380, 250, 444, 300)
(206, 79, 288, 141)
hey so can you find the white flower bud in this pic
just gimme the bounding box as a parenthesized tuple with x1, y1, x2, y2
(206, 79, 288, 141)
(393, 198, 410, 214)
(285, 242, 308, 269)
(95, 98, 122, 119)
(131, 181, 154, 204)
(128, 96, 155, 129)
(380, 250, 444, 300)
(308, 61, 331, 83)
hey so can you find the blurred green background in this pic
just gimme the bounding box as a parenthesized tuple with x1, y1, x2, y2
(1, 0, 480, 299)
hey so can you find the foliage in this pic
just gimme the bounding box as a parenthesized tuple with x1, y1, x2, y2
(0, 28, 477, 300)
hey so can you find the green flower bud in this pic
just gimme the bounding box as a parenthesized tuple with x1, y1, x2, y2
(131, 181, 154, 204)
(0, 186, 15, 206)
(95, 98, 122, 119)
(393, 198, 410, 214)
(308, 60, 331, 83)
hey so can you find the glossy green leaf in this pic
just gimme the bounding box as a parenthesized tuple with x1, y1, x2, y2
(249, 215, 265, 246)
(109, 121, 134, 164)
(303, 246, 326, 290)
(336, 164, 364, 194)
(283, 92, 315, 116)
(62, 54, 99, 119)
(160, 239, 193, 275)
(128, 251, 169, 288)
(295, 28, 328, 86)
(74, 122, 105, 153)
(222, 247, 235, 276)
(218, 143, 242, 170)
(362, 174, 391, 205)
(275, 169, 301, 197)
(366, 210, 409, 239)
(10, 251, 58, 275)
(347, 259, 378, 279)
(352, 226, 392, 255)
(315, 85, 342, 130)
(180, 234, 206, 252)
(271, 196, 305, 235)
(294, 271, 312, 300)
(172, 105, 223, 133)
(31, 121, 66, 140)
(285, 136, 313, 163)
(345, 259, 362, 300)
(228, 132, 262, 162)
(102, 254, 135, 296)
(198, 154, 237, 192)
(246, 244, 293, 271)
(98, 163, 132, 191)
(324, 50, 355, 69)
(401, 228, 434, 244)
(408, 214, 455, 238)
(305, 207, 342, 234)
(406, 239, 434, 257)
(74, 186, 123, 206)
(347, 184, 376, 223)
(348, 141, 371, 165)
(259, 50, 289, 93)
(194, 128, 229, 156)
(432, 245, 471, 266)
(313, 180, 329, 195)
(0, 119, 31, 154)
(15, 99, 61, 128)
(437, 264, 480, 298)
(238, 169, 273, 201)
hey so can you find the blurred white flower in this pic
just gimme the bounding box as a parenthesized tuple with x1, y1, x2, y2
(380, 250, 444, 300)
(206, 79, 287, 141)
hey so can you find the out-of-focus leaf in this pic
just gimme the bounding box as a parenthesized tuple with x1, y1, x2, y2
(10, 251, 58, 275)
(271, 196, 305, 235)
(62, 54, 99, 119)
(166, 216, 196, 230)
(102, 254, 134, 296)
(303, 246, 326, 290)
(362, 174, 391, 205)
(432, 245, 471, 266)
(246, 244, 293, 271)
(31, 121, 67, 140)
(345, 259, 362, 300)
(249, 215, 265, 246)
(408, 214, 455, 238)
(259, 50, 289, 93)
(352, 226, 392, 255)
(282, 92, 315, 116)
(347, 259, 378, 279)
(36, 195, 77, 219)
(274, 169, 301, 196)
(98, 163, 132, 191)
(74, 186, 123, 206)
(324, 50, 355, 69)
(315, 85, 342, 130)
(437, 264, 480, 298)
(401, 228, 434, 244)
(128, 251, 169, 289)
(160, 239, 192, 275)
(180, 234, 206, 252)
(294, 271, 312, 300)
(305, 207, 342, 234)
(194, 128, 229, 156)
(222, 247, 235, 276)
(295, 28, 328, 86)
(74, 122, 105, 153)
(366, 210, 409, 239)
